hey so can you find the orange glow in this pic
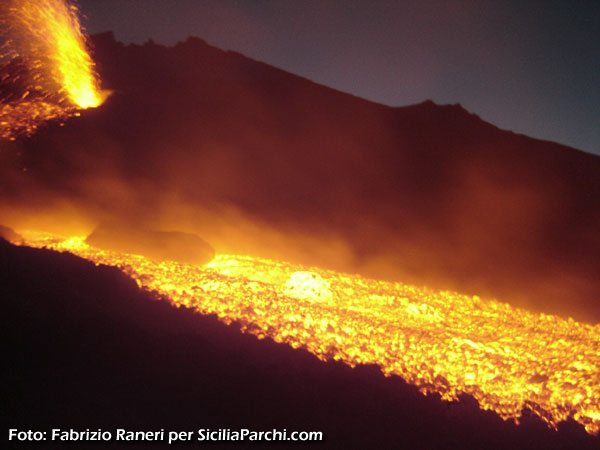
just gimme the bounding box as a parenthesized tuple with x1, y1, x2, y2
(1, 0, 105, 140)
(19, 231, 600, 435)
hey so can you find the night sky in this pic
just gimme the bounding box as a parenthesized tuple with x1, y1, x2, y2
(78, 0, 599, 155)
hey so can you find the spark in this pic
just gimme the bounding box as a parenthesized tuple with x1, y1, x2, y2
(0, 0, 105, 140)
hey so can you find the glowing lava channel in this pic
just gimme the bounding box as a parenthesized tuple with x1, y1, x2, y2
(1, 0, 105, 140)
(20, 232, 600, 435)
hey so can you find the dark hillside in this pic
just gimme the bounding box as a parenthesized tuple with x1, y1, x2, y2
(2, 239, 598, 449)
(0, 32, 598, 322)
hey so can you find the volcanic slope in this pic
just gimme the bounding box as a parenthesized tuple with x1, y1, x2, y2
(1, 32, 599, 322)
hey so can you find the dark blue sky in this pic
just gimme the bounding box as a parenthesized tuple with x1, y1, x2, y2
(78, 0, 599, 155)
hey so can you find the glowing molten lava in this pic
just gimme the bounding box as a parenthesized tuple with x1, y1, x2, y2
(0, 0, 105, 140)
(20, 232, 600, 435)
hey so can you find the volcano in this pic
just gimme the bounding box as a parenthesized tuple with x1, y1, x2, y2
(1, 32, 599, 448)
(2, 32, 599, 323)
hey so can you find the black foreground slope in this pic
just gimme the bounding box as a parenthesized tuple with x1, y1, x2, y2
(1, 239, 598, 450)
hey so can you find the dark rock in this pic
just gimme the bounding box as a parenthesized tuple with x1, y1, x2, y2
(86, 223, 214, 265)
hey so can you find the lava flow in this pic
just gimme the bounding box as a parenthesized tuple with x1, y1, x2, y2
(19, 231, 600, 435)
(0, 0, 105, 140)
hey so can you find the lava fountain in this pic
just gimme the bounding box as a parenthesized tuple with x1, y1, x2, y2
(19, 231, 600, 435)
(0, 0, 106, 140)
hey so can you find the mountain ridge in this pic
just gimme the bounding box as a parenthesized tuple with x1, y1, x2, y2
(1, 31, 598, 322)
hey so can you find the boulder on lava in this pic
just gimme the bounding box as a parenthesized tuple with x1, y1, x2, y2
(86, 223, 214, 265)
